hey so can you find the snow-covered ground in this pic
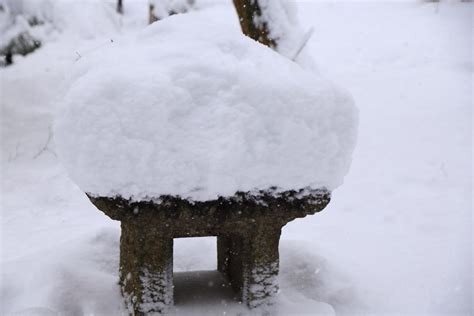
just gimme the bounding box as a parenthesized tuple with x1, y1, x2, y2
(1, 1, 472, 315)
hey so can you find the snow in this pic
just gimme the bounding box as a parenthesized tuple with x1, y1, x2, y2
(256, 0, 302, 57)
(150, 0, 195, 20)
(139, 267, 174, 314)
(0, 0, 121, 49)
(54, 11, 358, 201)
(1, 1, 472, 315)
(246, 262, 279, 308)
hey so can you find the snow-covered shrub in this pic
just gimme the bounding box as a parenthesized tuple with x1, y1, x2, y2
(0, 0, 45, 65)
(54, 12, 358, 202)
(0, 0, 120, 65)
(149, 0, 195, 22)
(0, 30, 41, 65)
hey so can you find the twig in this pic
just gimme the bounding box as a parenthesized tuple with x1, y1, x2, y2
(291, 27, 315, 61)
(33, 126, 56, 159)
(75, 51, 82, 61)
(8, 141, 21, 162)
(74, 39, 115, 63)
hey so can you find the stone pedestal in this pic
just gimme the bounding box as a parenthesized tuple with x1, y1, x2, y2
(88, 188, 330, 315)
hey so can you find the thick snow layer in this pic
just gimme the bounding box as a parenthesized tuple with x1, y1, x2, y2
(54, 12, 358, 201)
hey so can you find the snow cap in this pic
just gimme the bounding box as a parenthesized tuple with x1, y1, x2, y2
(54, 12, 358, 202)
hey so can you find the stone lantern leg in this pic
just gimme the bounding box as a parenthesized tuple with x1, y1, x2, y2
(88, 189, 330, 315)
(217, 226, 282, 308)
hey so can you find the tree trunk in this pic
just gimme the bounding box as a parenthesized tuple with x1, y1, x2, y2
(149, 3, 158, 24)
(232, 0, 276, 49)
(117, 0, 123, 14)
(5, 51, 13, 66)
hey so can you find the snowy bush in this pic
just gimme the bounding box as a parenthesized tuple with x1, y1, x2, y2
(54, 12, 358, 202)
(0, 0, 44, 65)
(0, 0, 120, 64)
(149, 0, 195, 21)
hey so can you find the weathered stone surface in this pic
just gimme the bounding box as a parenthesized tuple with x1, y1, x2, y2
(88, 188, 330, 314)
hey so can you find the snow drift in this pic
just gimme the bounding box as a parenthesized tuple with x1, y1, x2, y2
(54, 12, 358, 201)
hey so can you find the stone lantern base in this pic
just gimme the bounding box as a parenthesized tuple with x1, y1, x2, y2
(88, 188, 330, 315)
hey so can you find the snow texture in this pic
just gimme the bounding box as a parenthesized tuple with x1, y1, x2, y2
(54, 12, 358, 202)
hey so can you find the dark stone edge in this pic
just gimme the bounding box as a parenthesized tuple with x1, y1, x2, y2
(86, 187, 331, 222)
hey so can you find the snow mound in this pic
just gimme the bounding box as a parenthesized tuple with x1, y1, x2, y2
(54, 12, 358, 202)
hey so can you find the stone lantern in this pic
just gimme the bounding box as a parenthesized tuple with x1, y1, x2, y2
(88, 188, 330, 314)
